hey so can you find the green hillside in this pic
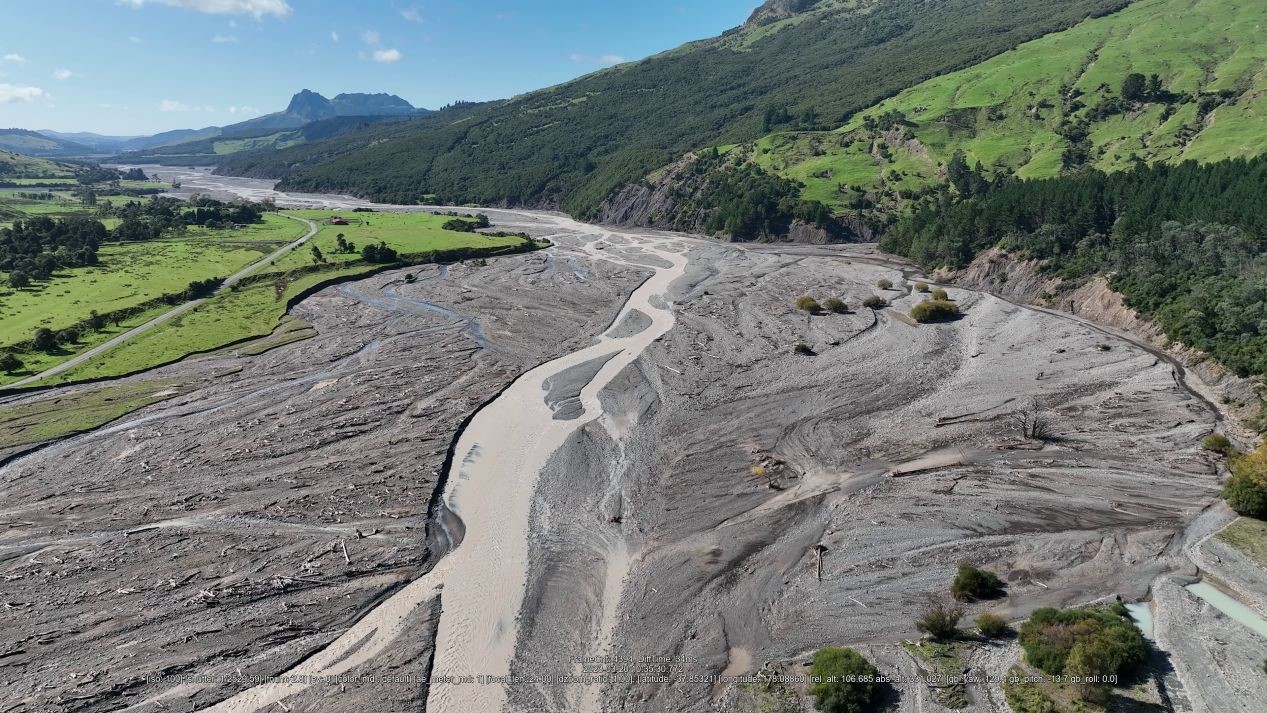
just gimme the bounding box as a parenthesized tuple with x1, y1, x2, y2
(756, 0, 1267, 215)
(0, 129, 93, 158)
(219, 0, 1131, 222)
(116, 114, 411, 167)
(0, 151, 78, 180)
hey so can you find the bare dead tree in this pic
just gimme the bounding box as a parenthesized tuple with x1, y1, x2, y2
(812, 544, 828, 581)
(1009, 397, 1052, 440)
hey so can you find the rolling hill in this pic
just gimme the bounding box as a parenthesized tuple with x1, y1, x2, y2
(215, 0, 1134, 217)
(0, 150, 79, 179)
(0, 129, 94, 158)
(752, 0, 1267, 218)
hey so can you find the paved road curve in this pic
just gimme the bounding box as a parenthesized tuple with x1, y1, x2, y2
(5, 215, 319, 390)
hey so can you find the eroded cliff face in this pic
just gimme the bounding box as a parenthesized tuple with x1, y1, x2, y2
(944, 247, 1264, 443)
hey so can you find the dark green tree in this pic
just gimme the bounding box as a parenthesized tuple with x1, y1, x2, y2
(808, 647, 881, 713)
(1122, 73, 1147, 101)
(0, 352, 23, 374)
(32, 327, 57, 352)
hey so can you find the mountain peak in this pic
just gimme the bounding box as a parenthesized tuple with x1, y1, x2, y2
(744, 0, 823, 28)
(285, 90, 336, 121)
(331, 92, 417, 116)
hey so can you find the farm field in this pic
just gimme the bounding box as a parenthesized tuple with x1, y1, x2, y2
(0, 214, 303, 338)
(269, 210, 525, 270)
(43, 261, 372, 384)
(21, 210, 540, 387)
(0, 190, 158, 227)
(0, 214, 305, 387)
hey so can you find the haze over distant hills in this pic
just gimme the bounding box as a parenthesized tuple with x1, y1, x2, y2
(0, 90, 428, 158)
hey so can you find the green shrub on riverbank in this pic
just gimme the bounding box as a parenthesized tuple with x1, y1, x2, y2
(808, 647, 881, 713)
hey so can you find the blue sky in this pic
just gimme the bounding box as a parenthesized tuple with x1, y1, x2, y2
(1, 0, 759, 135)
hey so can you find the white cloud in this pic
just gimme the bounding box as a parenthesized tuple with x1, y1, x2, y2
(361, 30, 380, 45)
(372, 48, 402, 63)
(0, 84, 45, 103)
(53, 68, 73, 80)
(212, 34, 239, 43)
(400, 8, 423, 23)
(228, 105, 260, 115)
(159, 99, 216, 112)
(120, 0, 291, 19)
(2, 53, 28, 65)
(330, 31, 339, 42)
(568, 52, 625, 66)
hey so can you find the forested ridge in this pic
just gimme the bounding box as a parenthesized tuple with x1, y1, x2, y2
(881, 156, 1267, 377)
(217, 0, 1131, 234)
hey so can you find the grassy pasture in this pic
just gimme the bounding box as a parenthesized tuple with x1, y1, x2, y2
(270, 210, 524, 270)
(32, 211, 540, 386)
(0, 215, 305, 386)
(756, 0, 1267, 211)
(0, 379, 188, 449)
(1217, 517, 1267, 570)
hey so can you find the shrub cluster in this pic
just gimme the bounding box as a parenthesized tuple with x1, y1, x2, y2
(796, 296, 822, 313)
(910, 299, 961, 323)
(1018, 605, 1147, 677)
(916, 598, 964, 641)
(808, 647, 881, 713)
(1224, 444, 1267, 518)
(976, 613, 1010, 638)
(951, 564, 1005, 601)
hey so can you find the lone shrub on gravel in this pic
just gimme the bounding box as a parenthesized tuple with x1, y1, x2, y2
(808, 647, 881, 713)
(824, 297, 848, 314)
(952, 564, 1006, 601)
(915, 282, 930, 293)
(916, 598, 964, 641)
(910, 300, 961, 323)
(976, 613, 1010, 638)
(793, 343, 816, 356)
(1203, 433, 1233, 455)
(862, 295, 887, 309)
(931, 288, 950, 301)
(796, 296, 822, 314)
(876, 278, 894, 290)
